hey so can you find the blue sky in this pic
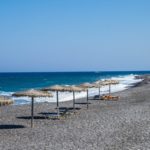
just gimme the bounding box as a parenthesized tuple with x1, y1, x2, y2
(0, 0, 150, 72)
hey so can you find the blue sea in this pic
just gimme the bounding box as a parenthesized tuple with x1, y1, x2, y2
(0, 71, 149, 105)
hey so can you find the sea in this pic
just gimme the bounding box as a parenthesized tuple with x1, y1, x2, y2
(0, 71, 149, 105)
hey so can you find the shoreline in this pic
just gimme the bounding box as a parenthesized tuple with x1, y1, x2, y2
(9, 74, 143, 105)
(1, 75, 150, 149)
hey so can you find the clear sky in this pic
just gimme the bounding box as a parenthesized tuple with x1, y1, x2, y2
(0, 0, 150, 72)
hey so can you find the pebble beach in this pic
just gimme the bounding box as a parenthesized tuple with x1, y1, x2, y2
(0, 75, 150, 150)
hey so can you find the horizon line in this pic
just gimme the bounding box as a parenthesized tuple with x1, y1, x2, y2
(0, 70, 150, 73)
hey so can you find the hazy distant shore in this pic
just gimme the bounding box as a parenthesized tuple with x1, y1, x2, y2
(1, 75, 150, 150)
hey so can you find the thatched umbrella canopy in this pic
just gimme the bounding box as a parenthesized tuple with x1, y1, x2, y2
(100, 80, 119, 85)
(41, 85, 66, 117)
(109, 80, 119, 85)
(79, 82, 95, 89)
(13, 89, 53, 97)
(0, 96, 13, 106)
(12, 89, 53, 128)
(42, 85, 65, 92)
(63, 86, 84, 92)
(94, 80, 106, 86)
(78, 82, 95, 109)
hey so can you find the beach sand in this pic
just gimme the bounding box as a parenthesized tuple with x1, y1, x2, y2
(0, 75, 150, 150)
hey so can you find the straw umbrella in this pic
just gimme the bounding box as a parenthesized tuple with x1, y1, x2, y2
(93, 81, 105, 98)
(41, 85, 65, 117)
(12, 89, 53, 128)
(0, 96, 13, 106)
(62, 86, 85, 111)
(42, 85, 84, 113)
(0, 96, 13, 121)
(109, 80, 119, 95)
(78, 83, 94, 109)
(102, 80, 119, 95)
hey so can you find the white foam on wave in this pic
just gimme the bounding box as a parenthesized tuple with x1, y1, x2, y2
(0, 74, 143, 105)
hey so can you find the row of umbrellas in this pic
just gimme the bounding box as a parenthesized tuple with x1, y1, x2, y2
(11, 79, 119, 128)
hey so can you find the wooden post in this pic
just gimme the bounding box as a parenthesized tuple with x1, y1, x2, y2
(87, 89, 89, 109)
(99, 85, 101, 98)
(56, 91, 59, 107)
(109, 84, 111, 95)
(73, 91, 75, 112)
(56, 91, 59, 117)
(31, 97, 34, 128)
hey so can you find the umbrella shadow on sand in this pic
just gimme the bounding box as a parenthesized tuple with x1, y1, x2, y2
(16, 116, 47, 120)
(39, 107, 81, 118)
(0, 124, 25, 129)
(59, 107, 81, 111)
(39, 107, 81, 115)
(17, 114, 60, 121)
(75, 102, 91, 105)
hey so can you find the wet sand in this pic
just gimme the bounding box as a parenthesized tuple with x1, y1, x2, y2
(0, 75, 150, 150)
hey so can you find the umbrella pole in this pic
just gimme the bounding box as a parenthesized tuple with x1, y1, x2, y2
(56, 91, 59, 118)
(109, 84, 111, 95)
(99, 86, 101, 98)
(31, 97, 34, 128)
(87, 89, 89, 109)
(73, 91, 75, 112)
